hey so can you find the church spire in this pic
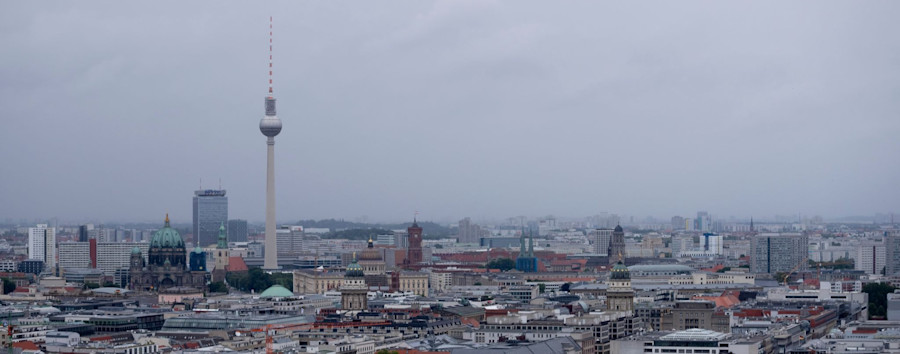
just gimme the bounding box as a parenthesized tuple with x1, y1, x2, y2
(528, 229, 534, 257)
(519, 227, 527, 256)
(217, 222, 227, 249)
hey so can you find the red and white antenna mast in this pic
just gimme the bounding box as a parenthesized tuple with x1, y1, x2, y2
(268, 16, 274, 98)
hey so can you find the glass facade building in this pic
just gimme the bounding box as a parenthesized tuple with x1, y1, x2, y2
(193, 189, 228, 247)
(228, 219, 248, 243)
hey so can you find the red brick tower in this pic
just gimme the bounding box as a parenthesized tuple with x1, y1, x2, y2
(405, 219, 423, 267)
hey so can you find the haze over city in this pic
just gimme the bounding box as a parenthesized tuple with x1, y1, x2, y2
(2, 1, 899, 223)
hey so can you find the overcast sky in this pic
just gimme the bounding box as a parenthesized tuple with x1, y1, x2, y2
(2, 1, 899, 224)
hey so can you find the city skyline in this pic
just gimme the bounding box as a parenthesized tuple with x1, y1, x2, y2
(2, 2, 899, 222)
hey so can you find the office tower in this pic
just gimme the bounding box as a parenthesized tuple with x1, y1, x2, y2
(702, 233, 723, 255)
(670, 216, 684, 230)
(590, 229, 613, 255)
(671, 234, 693, 257)
(227, 219, 248, 242)
(684, 218, 695, 231)
(885, 231, 900, 276)
(457, 217, 484, 244)
(750, 233, 809, 274)
(58, 242, 91, 274)
(260, 17, 283, 270)
(193, 189, 228, 247)
(856, 242, 886, 275)
(78, 224, 94, 242)
(697, 211, 710, 232)
(405, 220, 423, 267)
(608, 225, 626, 265)
(28, 224, 56, 273)
(277, 225, 304, 257)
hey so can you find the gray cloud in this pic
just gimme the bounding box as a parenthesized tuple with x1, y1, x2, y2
(1, 1, 899, 223)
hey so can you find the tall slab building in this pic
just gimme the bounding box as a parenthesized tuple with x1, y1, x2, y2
(193, 189, 228, 247)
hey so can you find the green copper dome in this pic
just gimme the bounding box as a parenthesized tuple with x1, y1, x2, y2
(610, 261, 630, 280)
(192, 245, 204, 254)
(150, 214, 185, 249)
(345, 252, 364, 277)
(259, 284, 294, 298)
(131, 247, 142, 255)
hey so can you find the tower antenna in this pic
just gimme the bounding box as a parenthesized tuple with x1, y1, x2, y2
(268, 16, 274, 97)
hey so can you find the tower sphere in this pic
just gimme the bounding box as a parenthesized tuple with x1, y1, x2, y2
(259, 116, 282, 137)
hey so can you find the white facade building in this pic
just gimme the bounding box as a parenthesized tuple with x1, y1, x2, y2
(58, 242, 91, 274)
(97, 242, 149, 275)
(28, 224, 56, 272)
(856, 242, 886, 275)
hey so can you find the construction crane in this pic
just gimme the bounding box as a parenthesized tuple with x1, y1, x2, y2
(783, 258, 809, 285)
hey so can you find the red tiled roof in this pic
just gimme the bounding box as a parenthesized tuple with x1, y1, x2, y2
(225, 257, 248, 272)
(13, 341, 38, 350)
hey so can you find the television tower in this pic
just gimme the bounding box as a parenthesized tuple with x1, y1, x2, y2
(260, 16, 282, 270)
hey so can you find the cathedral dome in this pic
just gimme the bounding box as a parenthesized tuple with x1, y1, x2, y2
(150, 214, 185, 249)
(345, 253, 365, 277)
(610, 261, 630, 280)
(131, 247, 142, 255)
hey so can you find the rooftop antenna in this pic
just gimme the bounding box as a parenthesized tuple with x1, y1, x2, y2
(218, 178, 222, 190)
(199, 178, 202, 190)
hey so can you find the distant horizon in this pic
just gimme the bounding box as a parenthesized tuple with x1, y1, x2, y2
(3, 212, 896, 228)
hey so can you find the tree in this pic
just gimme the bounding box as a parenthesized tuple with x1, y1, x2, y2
(560, 282, 572, 292)
(208, 281, 228, 293)
(102, 281, 117, 287)
(83, 282, 100, 290)
(538, 283, 546, 293)
(863, 282, 896, 319)
(376, 350, 399, 354)
(485, 258, 515, 271)
(1, 278, 15, 294)
(775, 272, 789, 284)
(716, 267, 732, 273)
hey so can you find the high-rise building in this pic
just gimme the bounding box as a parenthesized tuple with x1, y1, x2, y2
(671, 234, 693, 257)
(227, 219, 248, 243)
(590, 229, 613, 256)
(750, 233, 809, 274)
(702, 233, 723, 255)
(608, 225, 626, 265)
(260, 17, 283, 271)
(856, 242, 886, 275)
(58, 242, 91, 274)
(670, 216, 684, 230)
(885, 231, 900, 276)
(78, 224, 94, 242)
(696, 211, 710, 232)
(58, 241, 149, 276)
(457, 217, 484, 244)
(193, 189, 228, 247)
(28, 224, 56, 274)
(277, 225, 304, 257)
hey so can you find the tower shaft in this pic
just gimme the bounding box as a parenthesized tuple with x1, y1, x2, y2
(264, 137, 278, 270)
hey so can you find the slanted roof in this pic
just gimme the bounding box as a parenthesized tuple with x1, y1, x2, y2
(225, 257, 248, 272)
